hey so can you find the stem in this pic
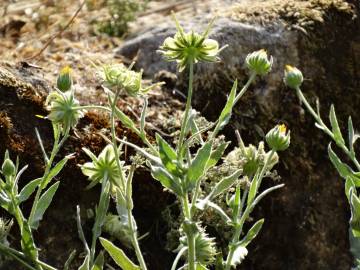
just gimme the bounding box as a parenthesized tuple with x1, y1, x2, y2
(295, 87, 360, 171)
(171, 247, 187, 270)
(177, 61, 194, 155)
(127, 206, 147, 270)
(109, 89, 126, 191)
(182, 196, 196, 270)
(234, 72, 256, 104)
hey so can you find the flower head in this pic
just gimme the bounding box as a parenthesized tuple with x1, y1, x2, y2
(81, 144, 122, 189)
(99, 63, 160, 96)
(46, 90, 84, 133)
(284, 65, 303, 89)
(266, 124, 290, 151)
(159, 13, 225, 72)
(57, 66, 72, 92)
(245, 49, 273, 76)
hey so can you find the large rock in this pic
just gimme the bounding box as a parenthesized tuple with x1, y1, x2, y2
(116, 0, 360, 269)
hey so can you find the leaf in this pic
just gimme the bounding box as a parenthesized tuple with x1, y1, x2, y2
(196, 263, 208, 270)
(91, 251, 104, 270)
(238, 219, 264, 247)
(209, 170, 241, 199)
(115, 107, 138, 133)
(216, 80, 237, 131)
(18, 178, 41, 203)
(64, 250, 77, 270)
(78, 255, 89, 270)
(247, 169, 260, 206)
(350, 189, 360, 237)
(151, 165, 182, 196)
(156, 134, 179, 175)
(205, 141, 230, 170)
(328, 143, 353, 179)
(92, 181, 110, 240)
(349, 116, 355, 154)
(329, 104, 345, 145)
(21, 220, 38, 260)
(100, 238, 140, 270)
(346, 176, 356, 201)
(187, 142, 212, 189)
(206, 201, 231, 223)
(43, 156, 70, 188)
(230, 245, 248, 267)
(349, 228, 360, 264)
(30, 181, 60, 229)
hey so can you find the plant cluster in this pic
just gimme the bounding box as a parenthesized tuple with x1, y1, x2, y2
(1, 12, 355, 270)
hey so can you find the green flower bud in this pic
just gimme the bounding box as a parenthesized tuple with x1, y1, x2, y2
(245, 49, 273, 76)
(100, 64, 160, 96)
(159, 13, 225, 72)
(56, 66, 72, 92)
(284, 65, 303, 89)
(1, 158, 15, 177)
(81, 144, 122, 188)
(46, 90, 84, 133)
(265, 124, 290, 151)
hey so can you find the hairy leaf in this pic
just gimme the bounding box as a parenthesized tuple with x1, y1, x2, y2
(187, 142, 212, 189)
(329, 104, 345, 145)
(151, 165, 182, 196)
(18, 178, 41, 203)
(238, 219, 264, 247)
(328, 143, 353, 179)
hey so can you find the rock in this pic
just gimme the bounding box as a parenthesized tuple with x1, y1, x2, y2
(116, 0, 360, 269)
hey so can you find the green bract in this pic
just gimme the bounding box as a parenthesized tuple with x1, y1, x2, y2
(245, 49, 273, 76)
(265, 124, 291, 151)
(57, 66, 72, 92)
(159, 13, 224, 72)
(81, 144, 122, 188)
(100, 63, 158, 96)
(284, 65, 303, 89)
(46, 90, 84, 133)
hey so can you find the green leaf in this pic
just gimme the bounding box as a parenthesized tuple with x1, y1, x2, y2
(30, 181, 60, 229)
(115, 107, 139, 134)
(156, 134, 180, 175)
(21, 220, 38, 260)
(64, 250, 77, 270)
(216, 80, 237, 131)
(205, 141, 230, 170)
(328, 143, 353, 179)
(195, 263, 208, 270)
(187, 142, 212, 189)
(350, 228, 360, 264)
(91, 251, 104, 270)
(350, 189, 360, 237)
(18, 178, 41, 203)
(78, 255, 89, 270)
(43, 156, 70, 188)
(238, 219, 264, 247)
(247, 169, 260, 206)
(329, 104, 345, 145)
(346, 176, 356, 201)
(151, 165, 182, 196)
(348, 116, 355, 154)
(209, 170, 241, 199)
(100, 238, 140, 270)
(92, 181, 110, 241)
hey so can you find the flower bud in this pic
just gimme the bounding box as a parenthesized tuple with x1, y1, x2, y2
(159, 13, 224, 72)
(46, 90, 84, 133)
(245, 49, 273, 76)
(284, 65, 303, 89)
(1, 158, 15, 177)
(57, 66, 72, 92)
(266, 124, 290, 151)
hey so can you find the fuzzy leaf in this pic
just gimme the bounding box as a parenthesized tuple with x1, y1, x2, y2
(43, 156, 70, 188)
(348, 116, 355, 154)
(92, 181, 110, 241)
(78, 255, 89, 270)
(151, 165, 182, 195)
(329, 104, 345, 145)
(205, 141, 230, 170)
(230, 245, 248, 267)
(238, 219, 264, 247)
(346, 176, 356, 202)
(100, 238, 140, 270)
(350, 189, 360, 237)
(18, 178, 41, 203)
(156, 134, 180, 175)
(350, 228, 360, 264)
(30, 181, 60, 229)
(328, 143, 353, 179)
(115, 107, 138, 132)
(21, 220, 38, 260)
(91, 251, 104, 270)
(187, 142, 212, 189)
(216, 80, 237, 131)
(209, 170, 241, 199)
(247, 170, 260, 206)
